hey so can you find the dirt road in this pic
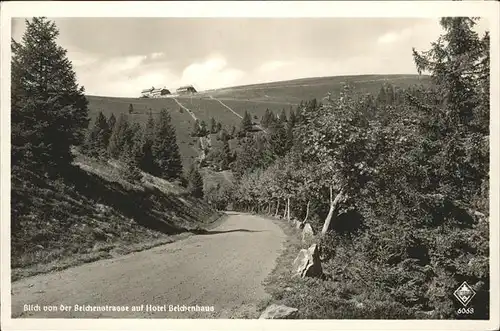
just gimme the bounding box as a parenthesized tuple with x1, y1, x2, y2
(11, 213, 286, 319)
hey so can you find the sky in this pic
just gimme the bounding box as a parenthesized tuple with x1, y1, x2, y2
(11, 17, 489, 97)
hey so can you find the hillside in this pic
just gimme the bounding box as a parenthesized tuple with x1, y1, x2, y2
(86, 74, 429, 169)
(11, 150, 223, 281)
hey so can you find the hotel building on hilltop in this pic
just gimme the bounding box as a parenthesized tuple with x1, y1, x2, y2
(140, 87, 171, 98)
(176, 85, 197, 95)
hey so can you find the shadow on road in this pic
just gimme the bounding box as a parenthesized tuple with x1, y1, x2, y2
(191, 228, 264, 235)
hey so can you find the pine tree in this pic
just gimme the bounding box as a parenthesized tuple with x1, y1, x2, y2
(240, 110, 253, 133)
(289, 106, 297, 127)
(140, 111, 156, 173)
(187, 163, 204, 198)
(200, 120, 208, 136)
(152, 108, 183, 179)
(191, 119, 200, 137)
(121, 140, 143, 183)
(261, 108, 274, 128)
(107, 113, 130, 159)
(128, 103, 134, 114)
(210, 117, 217, 134)
(107, 113, 117, 132)
(221, 139, 232, 170)
(11, 17, 89, 171)
(216, 121, 222, 133)
(84, 111, 110, 159)
(279, 108, 288, 123)
(121, 122, 141, 161)
(230, 125, 236, 138)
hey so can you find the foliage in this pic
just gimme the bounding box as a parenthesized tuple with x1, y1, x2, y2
(83, 111, 110, 159)
(107, 113, 130, 159)
(11, 17, 89, 172)
(233, 17, 490, 319)
(152, 108, 183, 180)
(187, 164, 204, 198)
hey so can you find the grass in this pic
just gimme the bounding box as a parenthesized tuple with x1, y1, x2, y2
(258, 215, 418, 319)
(86, 74, 428, 172)
(11, 152, 223, 281)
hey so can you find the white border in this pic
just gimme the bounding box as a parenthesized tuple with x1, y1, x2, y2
(1, 1, 499, 331)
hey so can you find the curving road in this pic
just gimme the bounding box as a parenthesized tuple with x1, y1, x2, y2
(10, 213, 286, 319)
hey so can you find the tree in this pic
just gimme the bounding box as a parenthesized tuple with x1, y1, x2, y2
(187, 164, 204, 198)
(139, 111, 156, 173)
(107, 113, 130, 159)
(261, 108, 274, 128)
(199, 120, 208, 136)
(210, 117, 217, 133)
(216, 121, 222, 133)
(179, 106, 184, 113)
(128, 103, 134, 114)
(107, 113, 117, 134)
(289, 106, 297, 127)
(191, 119, 200, 137)
(11, 17, 89, 171)
(152, 108, 183, 179)
(240, 110, 253, 133)
(279, 108, 288, 123)
(412, 17, 490, 202)
(83, 111, 110, 159)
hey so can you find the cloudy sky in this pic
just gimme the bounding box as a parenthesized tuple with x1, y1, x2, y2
(12, 17, 489, 97)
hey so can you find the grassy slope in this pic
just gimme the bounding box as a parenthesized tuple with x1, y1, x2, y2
(86, 96, 200, 169)
(87, 74, 428, 172)
(11, 152, 222, 281)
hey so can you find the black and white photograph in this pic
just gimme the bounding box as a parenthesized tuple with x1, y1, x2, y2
(1, 1, 499, 330)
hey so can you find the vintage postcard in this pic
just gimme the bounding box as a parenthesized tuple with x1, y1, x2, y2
(1, 1, 499, 330)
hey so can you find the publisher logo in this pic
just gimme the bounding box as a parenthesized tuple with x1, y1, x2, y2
(454, 281, 476, 307)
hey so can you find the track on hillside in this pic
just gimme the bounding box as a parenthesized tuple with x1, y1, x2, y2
(209, 96, 267, 133)
(172, 98, 207, 158)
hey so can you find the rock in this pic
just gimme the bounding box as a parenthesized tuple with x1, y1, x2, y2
(292, 243, 323, 278)
(35, 244, 44, 250)
(259, 304, 298, 319)
(301, 223, 314, 243)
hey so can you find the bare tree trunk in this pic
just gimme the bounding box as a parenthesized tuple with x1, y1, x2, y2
(303, 200, 310, 223)
(287, 197, 291, 220)
(283, 198, 287, 219)
(268, 202, 271, 214)
(321, 186, 345, 236)
(275, 199, 280, 216)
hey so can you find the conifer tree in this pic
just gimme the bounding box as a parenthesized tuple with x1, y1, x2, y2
(107, 113, 130, 159)
(191, 119, 200, 137)
(216, 121, 222, 133)
(84, 111, 110, 159)
(279, 108, 288, 123)
(210, 117, 217, 134)
(128, 103, 134, 114)
(240, 110, 253, 133)
(140, 111, 156, 173)
(107, 113, 117, 132)
(152, 108, 183, 179)
(289, 106, 297, 127)
(11, 17, 89, 170)
(261, 108, 274, 128)
(199, 120, 208, 136)
(187, 163, 204, 198)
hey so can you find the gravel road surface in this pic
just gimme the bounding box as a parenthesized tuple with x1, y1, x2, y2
(11, 212, 286, 319)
